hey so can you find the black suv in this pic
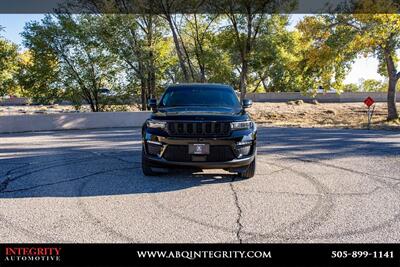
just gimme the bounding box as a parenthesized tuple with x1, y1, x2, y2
(141, 84, 257, 178)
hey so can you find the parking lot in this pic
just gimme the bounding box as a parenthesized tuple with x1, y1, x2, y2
(0, 126, 399, 243)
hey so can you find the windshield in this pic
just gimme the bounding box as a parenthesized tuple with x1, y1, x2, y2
(159, 86, 240, 108)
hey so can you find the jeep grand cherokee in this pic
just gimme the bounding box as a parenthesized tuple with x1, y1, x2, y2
(141, 83, 257, 178)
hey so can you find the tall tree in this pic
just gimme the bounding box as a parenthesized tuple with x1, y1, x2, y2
(23, 14, 120, 111)
(16, 49, 63, 103)
(155, 1, 191, 82)
(95, 14, 169, 110)
(296, 16, 356, 95)
(179, 14, 224, 82)
(215, 0, 292, 99)
(250, 15, 302, 92)
(360, 79, 387, 92)
(0, 31, 19, 96)
(298, 1, 400, 120)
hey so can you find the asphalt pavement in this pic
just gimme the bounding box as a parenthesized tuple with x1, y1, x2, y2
(0, 126, 399, 243)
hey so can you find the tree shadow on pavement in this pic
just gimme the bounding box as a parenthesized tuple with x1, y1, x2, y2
(1, 126, 399, 199)
(0, 134, 238, 198)
(256, 126, 400, 160)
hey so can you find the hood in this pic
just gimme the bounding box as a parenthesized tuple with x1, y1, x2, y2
(152, 106, 246, 121)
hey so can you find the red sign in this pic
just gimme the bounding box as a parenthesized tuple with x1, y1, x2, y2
(364, 96, 375, 107)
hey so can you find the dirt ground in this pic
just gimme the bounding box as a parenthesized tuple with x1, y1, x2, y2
(1, 102, 399, 130)
(248, 102, 400, 130)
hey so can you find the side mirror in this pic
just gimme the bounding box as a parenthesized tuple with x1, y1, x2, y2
(148, 98, 157, 111)
(242, 99, 252, 109)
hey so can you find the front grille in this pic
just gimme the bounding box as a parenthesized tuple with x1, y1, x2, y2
(167, 122, 231, 137)
(163, 145, 235, 162)
(163, 145, 191, 162)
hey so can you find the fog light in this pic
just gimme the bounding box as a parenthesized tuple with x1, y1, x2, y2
(147, 141, 163, 156)
(235, 143, 252, 158)
(236, 146, 251, 157)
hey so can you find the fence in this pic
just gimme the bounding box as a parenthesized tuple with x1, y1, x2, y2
(2, 92, 398, 106)
(0, 112, 152, 133)
(0, 97, 30, 106)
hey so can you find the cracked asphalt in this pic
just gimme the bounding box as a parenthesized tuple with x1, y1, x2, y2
(0, 126, 399, 243)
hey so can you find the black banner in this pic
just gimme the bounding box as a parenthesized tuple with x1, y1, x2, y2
(0, 243, 399, 267)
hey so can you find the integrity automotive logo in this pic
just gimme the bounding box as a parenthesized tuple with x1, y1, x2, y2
(3, 246, 62, 263)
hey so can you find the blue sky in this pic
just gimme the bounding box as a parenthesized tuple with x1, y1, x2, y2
(0, 14, 45, 45)
(0, 14, 384, 84)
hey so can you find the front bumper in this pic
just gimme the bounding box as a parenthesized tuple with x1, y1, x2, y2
(145, 154, 255, 169)
(142, 128, 257, 169)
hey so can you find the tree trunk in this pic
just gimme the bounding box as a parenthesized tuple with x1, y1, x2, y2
(147, 51, 156, 99)
(148, 59, 156, 98)
(239, 59, 248, 100)
(138, 59, 146, 111)
(200, 65, 206, 83)
(86, 96, 96, 112)
(193, 14, 206, 82)
(387, 77, 398, 120)
(147, 15, 156, 98)
(93, 89, 100, 112)
(141, 78, 147, 111)
(384, 47, 399, 120)
(165, 15, 190, 82)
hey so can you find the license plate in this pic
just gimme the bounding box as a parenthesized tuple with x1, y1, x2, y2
(188, 144, 210, 155)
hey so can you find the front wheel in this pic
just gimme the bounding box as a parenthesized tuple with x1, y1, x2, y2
(238, 159, 256, 179)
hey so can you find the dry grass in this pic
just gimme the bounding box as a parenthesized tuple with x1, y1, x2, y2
(248, 102, 400, 131)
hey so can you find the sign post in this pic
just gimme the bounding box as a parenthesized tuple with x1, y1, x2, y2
(363, 96, 375, 129)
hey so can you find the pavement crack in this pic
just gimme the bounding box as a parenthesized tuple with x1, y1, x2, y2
(0, 163, 30, 192)
(229, 179, 243, 243)
(0, 177, 10, 192)
(90, 151, 139, 164)
(237, 186, 382, 197)
(1, 167, 137, 193)
(285, 155, 400, 182)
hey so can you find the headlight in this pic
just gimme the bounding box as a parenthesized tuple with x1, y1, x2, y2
(146, 120, 167, 129)
(230, 121, 254, 130)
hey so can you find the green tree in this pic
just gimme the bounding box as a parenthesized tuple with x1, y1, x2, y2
(296, 16, 356, 95)
(94, 14, 169, 110)
(157, 2, 192, 82)
(16, 49, 63, 104)
(343, 83, 360, 92)
(298, 2, 400, 120)
(250, 15, 302, 92)
(0, 30, 19, 96)
(360, 79, 387, 92)
(23, 15, 120, 111)
(215, 1, 294, 99)
(178, 14, 221, 82)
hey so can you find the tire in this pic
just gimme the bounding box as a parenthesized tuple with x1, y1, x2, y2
(142, 149, 158, 176)
(238, 159, 256, 179)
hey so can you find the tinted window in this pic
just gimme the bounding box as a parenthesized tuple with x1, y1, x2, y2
(160, 86, 240, 108)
